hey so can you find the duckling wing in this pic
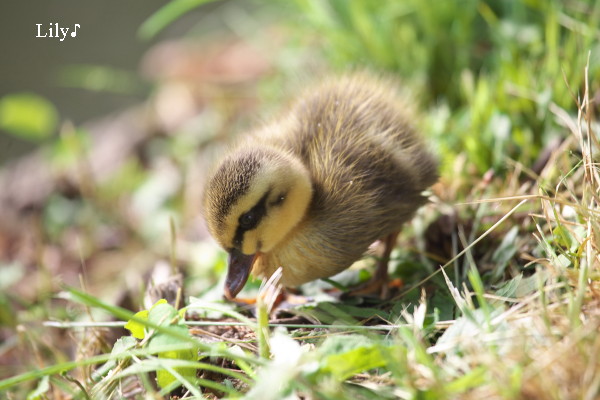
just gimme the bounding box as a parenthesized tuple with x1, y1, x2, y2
(288, 75, 438, 230)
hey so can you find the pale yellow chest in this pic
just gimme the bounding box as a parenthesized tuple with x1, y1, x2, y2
(251, 222, 362, 287)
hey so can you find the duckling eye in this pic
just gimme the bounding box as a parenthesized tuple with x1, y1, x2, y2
(271, 194, 286, 207)
(239, 211, 257, 230)
(236, 190, 269, 233)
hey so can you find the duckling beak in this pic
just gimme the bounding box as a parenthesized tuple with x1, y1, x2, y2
(224, 249, 257, 300)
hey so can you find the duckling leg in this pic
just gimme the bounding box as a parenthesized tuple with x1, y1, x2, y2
(347, 232, 399, 299)
(375, 231, 399, 299)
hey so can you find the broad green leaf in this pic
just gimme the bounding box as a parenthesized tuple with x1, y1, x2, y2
(150, 323, 197, 389)
(0, 93, 58, 141)
(133, 300, 198, 390)
(318, 335, 391, 380)
(93, 336, 139, 381)
(155, 347, 198, 390)
(322, 344, 389, 380)
(147, 301, 178, 326)
(124, 309, 150, 339)
(111, 336, 138, 357)
(124, 299, 168, 339)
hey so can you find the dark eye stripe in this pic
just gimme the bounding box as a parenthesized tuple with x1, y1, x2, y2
(232, 190, 270, 248)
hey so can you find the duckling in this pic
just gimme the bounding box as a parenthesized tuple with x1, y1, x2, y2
(203, 74, 438, 300)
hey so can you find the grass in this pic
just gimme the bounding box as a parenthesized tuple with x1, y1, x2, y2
(280, 0, 600, 173)
(1, 0, 599, 398)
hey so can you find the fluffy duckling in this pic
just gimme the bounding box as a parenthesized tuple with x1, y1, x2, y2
(203, 74, 438, 300)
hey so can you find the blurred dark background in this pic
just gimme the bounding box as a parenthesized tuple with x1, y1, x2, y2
(0, 0, 226, 163)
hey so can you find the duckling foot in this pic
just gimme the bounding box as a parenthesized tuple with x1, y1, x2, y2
(345, 232, 399, 300)
(226, 289, 308, 312)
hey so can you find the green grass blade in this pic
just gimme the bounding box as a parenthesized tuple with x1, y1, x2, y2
(138, 0, 222, 40)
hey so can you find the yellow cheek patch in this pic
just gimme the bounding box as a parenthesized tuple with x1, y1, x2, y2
(242, 230, 259, 254)
(260, 180, 312, 252)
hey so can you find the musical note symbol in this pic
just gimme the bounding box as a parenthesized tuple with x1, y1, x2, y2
(71, 24, 80, 37)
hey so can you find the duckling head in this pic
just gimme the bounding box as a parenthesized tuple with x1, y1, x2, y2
(203, 146, 313, 299)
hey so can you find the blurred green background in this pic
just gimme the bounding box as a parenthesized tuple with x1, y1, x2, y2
(1, 0, 598, 172)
